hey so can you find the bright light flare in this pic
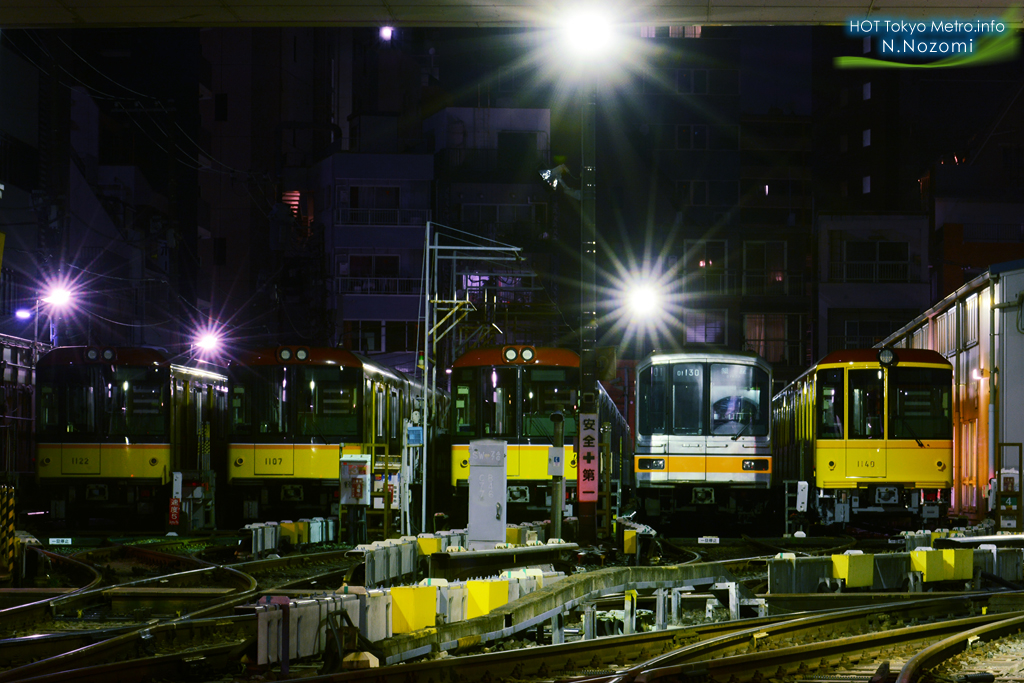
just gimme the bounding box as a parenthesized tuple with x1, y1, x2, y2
(627, 284, 661, 319)
(15, 309, 32, 320)
(42, 287, 72, 307)
(196, 333, 220, 352)
(562, 10, 615, 58)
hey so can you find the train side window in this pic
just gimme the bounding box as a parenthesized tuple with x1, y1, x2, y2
(453, 371, 478, 435)
(817, 369, 844, 439)
(849, 369, 884, 439)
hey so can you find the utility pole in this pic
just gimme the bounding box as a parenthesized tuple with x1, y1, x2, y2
(577, 81, 599, 546)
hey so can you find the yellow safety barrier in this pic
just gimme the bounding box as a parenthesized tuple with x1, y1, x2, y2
(466, 579, 509, 619)
(391, 585, 438, 633)
(832, 553, 874, 588)
(911, 549, 945, 582)
(941, 548, 973, 581)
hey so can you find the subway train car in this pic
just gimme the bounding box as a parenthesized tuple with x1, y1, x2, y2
(442, 345, 631, 527)
(220, 346, 437, 534)
(632, 348, 773, 533)
(35, 346, 227, 531)
(772, 347, 954, 529)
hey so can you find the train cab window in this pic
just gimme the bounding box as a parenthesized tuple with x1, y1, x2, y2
(710, 363, 768, 436)
(849, 369, 884, 439)
(36, 366, 99, 438)
(638, 365, 668, 435)
(672, 363, 704, 435)
(294, 366, 360, 440)
(522, 367, 580, 439)
(483, 368, 517, 437)
(889, 367, 953, 440)
(817, 368, 844, 439)
(107, 367, 169, 438)
(227, 367, 288, 437)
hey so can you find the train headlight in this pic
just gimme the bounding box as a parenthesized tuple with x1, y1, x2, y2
(279, 348, 293, 361)
(742, 459, 769, 471)
(503, 347, 519, 362)
(85, 348, 100, 361)
(637, 458, 665, 470)
(101, 348, 116, 361)
(877, 347, 898, 367)
(296, 348, 309, 360)
(520, 346, 535, 361)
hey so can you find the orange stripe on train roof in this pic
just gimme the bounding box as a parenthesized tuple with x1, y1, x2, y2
(37, 346, 171, 366)
(452, 347, 580, 368)
(229, 346, 363, 367)
(816, 348, 951, 366)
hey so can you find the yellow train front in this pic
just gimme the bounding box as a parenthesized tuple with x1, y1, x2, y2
(632, 350, 774, 533)
(36, 346, 226, 531)
(773, 347, 953, 529)
(221, 346, 419, 532)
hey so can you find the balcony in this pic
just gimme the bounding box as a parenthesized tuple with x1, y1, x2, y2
(827, 335, 889, 353)
(682, 269, 807, 296)
(336, 277, 422, 295)
(333, 208, 431, 227)
(829, 261, 910, 283)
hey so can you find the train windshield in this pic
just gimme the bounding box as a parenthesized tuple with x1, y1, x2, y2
(452, 367, 517, 438)
(522, 367, 580, 439)
(710, 363, 769, 436)
(817, 368, 845, 439)
(37, 366, 100, 438)
(227, 367, 288, 437)
(889, 367, 953, 440)
(36, 364, 170, 440)
(106, 367, 170, 438)
(850, 369, 885, 439)
(292, 366, 361, 440)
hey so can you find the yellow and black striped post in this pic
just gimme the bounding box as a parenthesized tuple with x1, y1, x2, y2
(0, 486, 13, 575)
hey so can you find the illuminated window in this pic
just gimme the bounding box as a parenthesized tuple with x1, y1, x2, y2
(862, 176, 871, 194)
(863, 129, 871, 147)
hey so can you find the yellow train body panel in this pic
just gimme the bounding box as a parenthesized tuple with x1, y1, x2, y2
(37, 443, 172, 484)
(450, 443, 577, 486)
(816, 439, 952, 489)
(227, 442, 376, 482)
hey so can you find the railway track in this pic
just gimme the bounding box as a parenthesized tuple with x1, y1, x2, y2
(0, 533, 1001, 682)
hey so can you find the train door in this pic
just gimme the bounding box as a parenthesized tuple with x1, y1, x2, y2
(815, 368, 846, 487)
(846, 368, 887, 480)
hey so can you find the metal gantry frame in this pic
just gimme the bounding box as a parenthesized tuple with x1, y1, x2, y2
(418, 221, 523, 535)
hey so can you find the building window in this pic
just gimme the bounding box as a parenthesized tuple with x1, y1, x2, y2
(911, 326, 927, 349)
(862, 176, 871, 194)
(684, 240, 726, 293)
(743, 241, 787, 294)
(863, 82, 871, 100)
(684, 309, 726, 344)
(863, 37, 871, 53)
(936, 309, 953, 356)
(842, 319, 903, 349)
(962, 294, 979, 347)
(862, 129, 871, 147)
(835, 241, 909, 283)
(744, 313, 802, 363)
